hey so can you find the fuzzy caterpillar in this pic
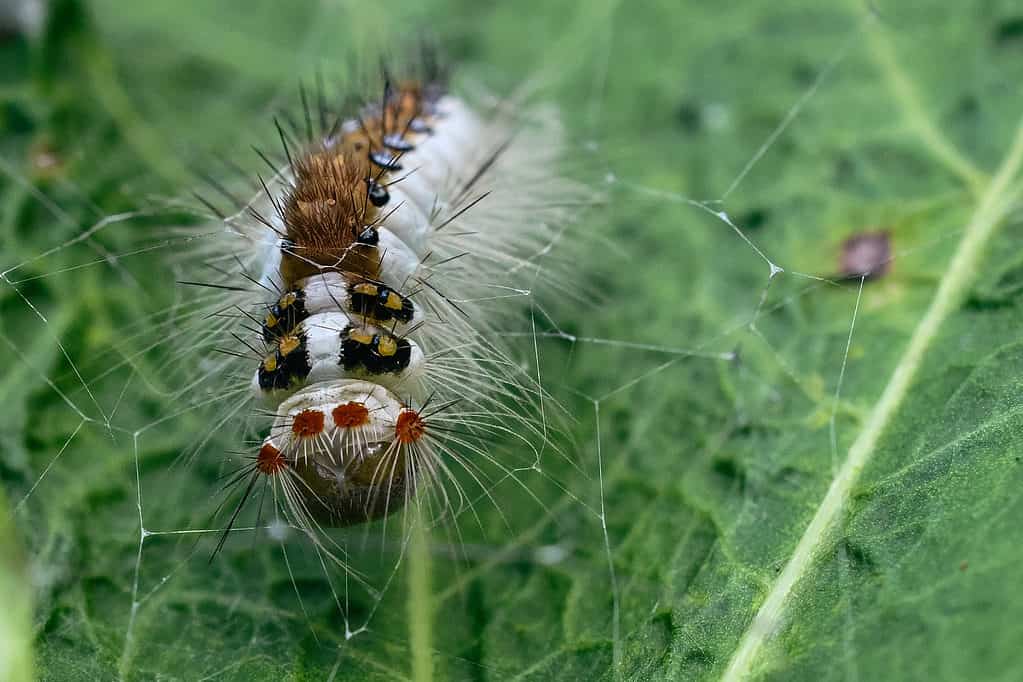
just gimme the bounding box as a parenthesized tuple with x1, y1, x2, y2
(182, 61, 589, 550)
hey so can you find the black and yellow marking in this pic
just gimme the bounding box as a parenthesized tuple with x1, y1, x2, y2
(278, 333, 301, 356)
(262, 289, 308, 343)
(261, 353, 278, 373)
(376, 334, 398, 357)
(347, 326, 374, 346)
(258, 331, 311, 390)
(349, 281, 415, 324)
(340, 326, 412, 374)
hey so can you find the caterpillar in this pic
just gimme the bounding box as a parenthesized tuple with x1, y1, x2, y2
(181, 56, 589, 560)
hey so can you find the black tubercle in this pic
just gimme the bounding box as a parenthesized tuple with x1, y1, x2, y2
(365, 179, 390, 207)
(383, 134, 415, 152)
(370, 150, 403, 171)
(357, 226, 379, 246)
(408, 118, 432, 135)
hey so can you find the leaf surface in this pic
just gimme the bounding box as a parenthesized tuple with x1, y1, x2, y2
(3, 0, 1023, 679)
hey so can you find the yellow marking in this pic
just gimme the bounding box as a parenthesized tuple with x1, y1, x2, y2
(353, 282, 378, 296)
(262, 354, 278, 372)
(265, 312, 278, 328)
(279, 335, 300, 356)
(384, 291, 403, 311)
(348, 327, 374, 345)
(377, 335, 398, 357)
(279, 291, 297, 308)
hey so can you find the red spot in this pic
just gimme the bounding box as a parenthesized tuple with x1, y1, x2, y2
(257, 443, 286, 476)
(292, 409, 325, 437)
(395, 409, 426, 444)
(332, 401, 370, 428)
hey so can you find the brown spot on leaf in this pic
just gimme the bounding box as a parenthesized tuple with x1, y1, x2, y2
(840, 230, 891, 280)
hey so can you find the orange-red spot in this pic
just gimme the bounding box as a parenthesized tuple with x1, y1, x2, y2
(257, 443, 286, 476)
(292, 409, 325, 437)
(332, 401, 370, 428)
(395, 409, 426, 444)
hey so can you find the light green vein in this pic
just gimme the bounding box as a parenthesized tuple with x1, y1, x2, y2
(722, 114, 1023, 681)
(867, 22, 988, 194)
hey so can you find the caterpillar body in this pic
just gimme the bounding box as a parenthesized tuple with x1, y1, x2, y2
(188, 64, 586, 545)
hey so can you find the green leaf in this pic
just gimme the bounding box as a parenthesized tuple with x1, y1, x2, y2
(4, 0, 1023, 679)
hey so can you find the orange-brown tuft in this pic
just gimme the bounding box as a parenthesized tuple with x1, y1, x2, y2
(332, 401, 370, 428)
(279, 149, 380, 283)
(284, 151, 372, 247)
(257, 443, 286, 476)
(276, 81, 442, 288)
(292, 409, 325, 438)
(394, 409, 427, 445)
(336, 83, 427, 161)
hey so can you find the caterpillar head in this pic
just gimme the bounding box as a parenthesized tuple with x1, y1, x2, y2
(258, 380, 427, 527)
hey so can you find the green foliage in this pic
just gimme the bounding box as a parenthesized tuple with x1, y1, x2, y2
(3, 0, 1023, 679)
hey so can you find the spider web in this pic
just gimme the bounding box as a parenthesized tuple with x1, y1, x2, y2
(1, 0, 1010, 679)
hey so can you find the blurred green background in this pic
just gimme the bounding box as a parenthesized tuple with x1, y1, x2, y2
(4, 0, 1023, 679)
